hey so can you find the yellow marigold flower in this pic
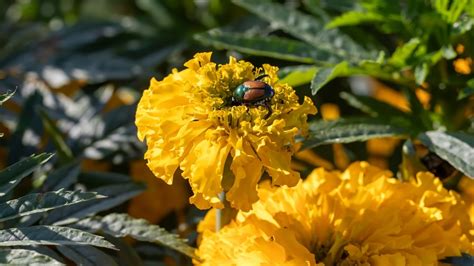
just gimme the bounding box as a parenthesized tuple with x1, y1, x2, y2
(196, 162, 473, 265)
(135, 52, 316, 210)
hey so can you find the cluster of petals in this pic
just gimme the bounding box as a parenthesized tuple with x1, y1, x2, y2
(136, 52, 316, 210)
(197, 162, 474, 265)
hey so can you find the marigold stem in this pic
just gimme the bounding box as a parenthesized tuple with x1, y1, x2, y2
(215, 192, 235, 232)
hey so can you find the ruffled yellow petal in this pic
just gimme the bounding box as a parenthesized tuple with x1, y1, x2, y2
(255, 136, 300, 187)
(227, 134, 263, 211)
(181, 136, 230, 209)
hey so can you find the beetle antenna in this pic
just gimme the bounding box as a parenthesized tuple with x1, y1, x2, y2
(255, 74, 269, 81)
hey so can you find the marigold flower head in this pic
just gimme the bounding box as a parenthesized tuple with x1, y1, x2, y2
(196, 162, 473, 265)
(135, 52, 316, 210)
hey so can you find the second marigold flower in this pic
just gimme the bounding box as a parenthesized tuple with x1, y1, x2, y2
(135, 52, 316, 210)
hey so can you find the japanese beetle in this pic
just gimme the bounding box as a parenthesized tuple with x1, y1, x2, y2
(231, 74, 274, 117)
(232, 74, 274, 105)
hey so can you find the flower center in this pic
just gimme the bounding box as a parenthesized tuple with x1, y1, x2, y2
(311, 234, 350, 265)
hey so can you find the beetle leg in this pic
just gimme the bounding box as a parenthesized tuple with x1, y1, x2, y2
(264, 102, 272, 119)
(253, 99, 272, 119)
(255, 74, 269, 81)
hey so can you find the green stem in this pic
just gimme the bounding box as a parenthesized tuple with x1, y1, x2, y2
(215, 192, 225, 232)
(215, 191, 235, 232)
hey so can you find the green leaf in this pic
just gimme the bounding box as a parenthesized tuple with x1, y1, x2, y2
(310, 61, 350, 94)
(458, 79, 474, 100)
(339, 92, 409, 118)
(0, 248, 63, 265)
(433, 0, 469, 23)
(76, 214, 196, 258)
(136, 0, 173, 28)
(40, 162, 81, 192)
(195, 31, 335, 64)
(414, 63, 429, 85)
(232, 0, 323, 45)
(38, 109, 74, 164)
(76, 104, 143, 164)
(7, 92, 44, 163)
(326, 11, 385, 28)
(232, 0, 368, 61)
(440, 253, 474, 266)
(0, 226, 116, 249)
(442, 45, 457, 60)
(57, 246, 117, 266)
(279, 65, 318, 87)
(302, 0, 330, 20)
(0, 190, 105, 222)
(418, 131, 474, 178)
(388, 38, 421, 67)
(403, 88, 432, 130)
(45, 183, 145, 225)
(0, 91, 14, 105)
(302, 118, 409, 149)
(0, 153, 53, 197)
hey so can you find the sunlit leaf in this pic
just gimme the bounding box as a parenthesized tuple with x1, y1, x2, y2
(0, 226, 116, 249)
(39, 108, 74, 164)
(40, 162, 81, 192)
(0, 90, 14, 105)
(82, 125, 143, 163)
(0, 190, 105, 222)
(7, 92, 44, 164)
(310, 61, 350, 95)
(57, 246, 117, 266)
(76, 213, 197, 258)
(232, 0, 369, 61)
(302, 118, 409, 149)
(0, 248, 63, 265)
(326, 11, 385, 28)
(195, 31, 331, 64)
(414, 63, 429, 85)
(279, 65, 318, 87)
(45, 183, 145, 225)
(0, 153, 53, 197)
(418, 131, 474, 178)
(388, 38, 421, 67)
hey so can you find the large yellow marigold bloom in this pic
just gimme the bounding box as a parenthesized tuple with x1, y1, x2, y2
(196, 162, 473, 265)
(135, 52, 316, 210)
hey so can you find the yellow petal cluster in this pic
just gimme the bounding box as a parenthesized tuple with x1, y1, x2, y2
(135, 52, 316, 210)
(197, 162, 473, 265)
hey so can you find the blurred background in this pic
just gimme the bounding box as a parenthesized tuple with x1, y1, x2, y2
(0, 0, 472, 265)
